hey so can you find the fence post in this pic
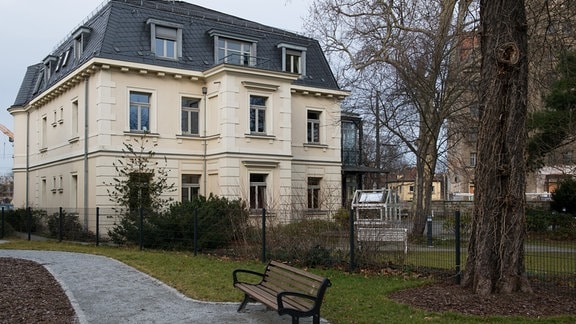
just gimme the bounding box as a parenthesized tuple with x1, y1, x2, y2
(139, 208, 144, 251)
(427, 214, 433, 247)
(59, 207, 63, 242)
(27, 207, 31, 241)
(193, 208, 198, 256)
(455, 210, 461, 285)
(1, 207, 4, 239)
(96, 207, 100, 246)
(349, 208, 355, 272)
(261, 208, 266, 263)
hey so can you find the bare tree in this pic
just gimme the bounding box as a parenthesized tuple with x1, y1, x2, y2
(307, 0, 476, 236)
(462, 0, 532, 295)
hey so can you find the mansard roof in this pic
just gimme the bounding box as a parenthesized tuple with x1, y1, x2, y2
(13, 0, 340, 107)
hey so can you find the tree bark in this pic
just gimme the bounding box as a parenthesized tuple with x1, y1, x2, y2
(462, 0, 532, 295)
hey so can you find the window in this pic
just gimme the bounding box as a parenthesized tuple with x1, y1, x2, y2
(147, 19, 183, 60)
(128, 172, 152, 212)
(250, 174, 267, 210)
(41, 115, 48, 150)
(130, 92, 150, 132)
(278, 43, 307, 75)
(72, 100, 79, 137)
(154, 26, 177, 58)
(72, 26, 91, 60)
(250, 96, 267, 134)
(181, 97, 200, 135)
(182, 174, 200, 202)
(307, 177, 321, 209)
(470, 152, 477, 167)
(307, 111, 321, 143)
(218, 38, 253, 65)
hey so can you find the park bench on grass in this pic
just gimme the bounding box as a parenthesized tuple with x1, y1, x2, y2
(233, 260, 331, 324)
(357, 227, 408, 254)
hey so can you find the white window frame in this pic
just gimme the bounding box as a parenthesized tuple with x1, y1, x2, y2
(249, 173, 267, 210)
(249, 95, 267, 134)
(208, 30, 258, 66)
(128, 90, 154, 133)
(181, 97, 200, 135)
(181, 174, 201, 202)
(307, 110, 321, 144)
(147, 19, 183, 60)
(307, 177, 321, 210)
(277, 43, 307, 76)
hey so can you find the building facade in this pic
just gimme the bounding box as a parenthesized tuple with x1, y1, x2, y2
(8, 0, 348, 227)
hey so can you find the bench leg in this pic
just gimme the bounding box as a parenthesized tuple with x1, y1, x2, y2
(313, 313, 320, 324)
(291, 316, 299, 324)
(237, 294, 252, 312)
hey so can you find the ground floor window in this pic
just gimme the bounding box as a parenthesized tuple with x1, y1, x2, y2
(250, 173, 267, 210)
(308, 177, 321, 209)
(182, 174, 200, 202)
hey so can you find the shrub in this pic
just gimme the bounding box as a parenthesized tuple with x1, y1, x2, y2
(551, 178, 576, 214)
(108, 194, 248, 250)
(46, 210, 95, 242)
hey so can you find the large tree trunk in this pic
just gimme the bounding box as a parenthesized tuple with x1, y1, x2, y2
(462, 0, 532, 295)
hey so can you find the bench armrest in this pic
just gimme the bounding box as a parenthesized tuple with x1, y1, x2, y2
(232, 269, 265, 285)
(277, 291, 318, 316)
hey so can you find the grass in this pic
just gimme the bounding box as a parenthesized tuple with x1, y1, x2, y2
(1, 239, 576, 323)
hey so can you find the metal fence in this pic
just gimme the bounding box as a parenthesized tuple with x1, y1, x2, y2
(1, 206, 574, 292)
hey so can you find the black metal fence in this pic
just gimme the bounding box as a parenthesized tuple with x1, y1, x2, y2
(1, 206, 574, 291)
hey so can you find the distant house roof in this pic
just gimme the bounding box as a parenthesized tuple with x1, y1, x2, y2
(12, 0, 341, 107)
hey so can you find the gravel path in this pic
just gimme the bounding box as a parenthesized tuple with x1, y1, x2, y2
(0, 249, 324, 323)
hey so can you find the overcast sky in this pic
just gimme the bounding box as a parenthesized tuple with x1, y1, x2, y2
(0, 0, 310, 174)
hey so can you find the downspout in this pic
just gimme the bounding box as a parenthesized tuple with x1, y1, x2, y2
(202, 86, 207, 196)
(83, 77, 89, 229)
(25, 111, 29, 210)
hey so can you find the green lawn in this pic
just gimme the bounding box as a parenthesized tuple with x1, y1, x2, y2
(1, 239, 575, 323)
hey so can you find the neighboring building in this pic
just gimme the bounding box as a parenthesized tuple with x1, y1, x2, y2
(386, 168, 444, 202)
(8, 0, 348, 228)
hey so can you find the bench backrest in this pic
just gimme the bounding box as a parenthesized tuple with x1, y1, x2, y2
(261, 261, 331, 310)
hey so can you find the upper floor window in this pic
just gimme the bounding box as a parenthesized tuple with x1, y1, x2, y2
(250, 96, 267, 134)
(307, 111, 321, 143)
(181, 97, 200, 135)
(130, 92, 150, 132)
(208, 30, 257, 66)
(147, 19, 183, 60)
(278, 43, 307, 76)
(72, 26, 91, 60)
(469, 152, 477, 167)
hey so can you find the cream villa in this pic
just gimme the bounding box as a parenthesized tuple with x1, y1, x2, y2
(8, 0, 349, 228)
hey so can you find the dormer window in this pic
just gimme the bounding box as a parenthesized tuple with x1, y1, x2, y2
(72, 26, 91, 60)
(42, 55, 58, 81)
(278, 43, 307, 76)
(208, 30, 257, 66)
(147, 19, 183, 60)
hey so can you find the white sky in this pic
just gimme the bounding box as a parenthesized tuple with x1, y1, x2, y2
(0, 0, 310, 174)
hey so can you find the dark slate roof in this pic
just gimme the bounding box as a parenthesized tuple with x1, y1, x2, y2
(12, 0, 341, 107)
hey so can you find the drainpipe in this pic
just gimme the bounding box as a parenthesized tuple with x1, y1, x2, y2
(202, 86, 207, 196)
(25, 111, 30, 210)
(83, 77, 89, 229)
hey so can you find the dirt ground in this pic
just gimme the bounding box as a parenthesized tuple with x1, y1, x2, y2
(1, 257, 575, 322)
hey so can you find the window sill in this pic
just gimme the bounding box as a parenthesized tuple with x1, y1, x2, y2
(124, 131, 159, 137)
(245, 133, 275, 139)
(303, 143, 328, 148)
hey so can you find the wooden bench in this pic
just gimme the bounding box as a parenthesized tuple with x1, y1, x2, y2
(357, 227, 408, 254)
(233, 260, 331, 324)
